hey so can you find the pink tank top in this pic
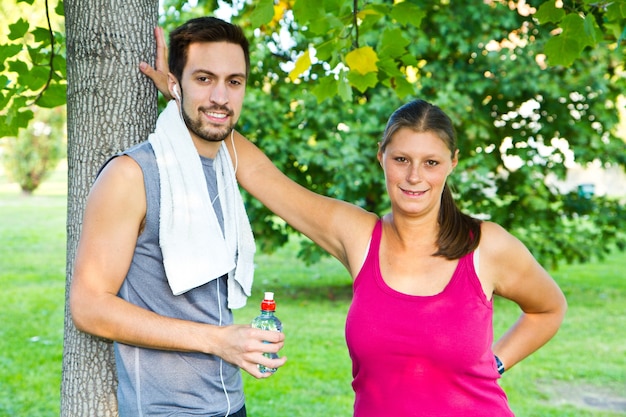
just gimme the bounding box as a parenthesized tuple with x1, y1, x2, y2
(345, 220, 515, 417)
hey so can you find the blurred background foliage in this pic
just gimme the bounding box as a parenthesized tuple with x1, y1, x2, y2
(1, 0, 625, 267)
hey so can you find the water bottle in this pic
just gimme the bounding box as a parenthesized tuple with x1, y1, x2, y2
(251, 292, 283, 373)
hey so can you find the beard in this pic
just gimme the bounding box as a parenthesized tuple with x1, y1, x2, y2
(182, 104, 235, 142)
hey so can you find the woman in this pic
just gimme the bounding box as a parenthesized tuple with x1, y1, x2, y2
(231, 100, 566, 416)
(141, 37, 566, 415)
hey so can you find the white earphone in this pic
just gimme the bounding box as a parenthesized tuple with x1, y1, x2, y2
(173, 84, 181, 101)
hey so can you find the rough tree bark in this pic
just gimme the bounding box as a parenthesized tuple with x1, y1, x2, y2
(61, 1, 158, 415)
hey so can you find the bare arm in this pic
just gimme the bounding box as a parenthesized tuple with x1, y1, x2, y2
(480, 222, 567, 372)
(69, 156, 286, 378)
(227, 132, 377, 277)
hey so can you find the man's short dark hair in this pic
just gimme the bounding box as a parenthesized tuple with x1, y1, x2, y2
(169, 17, 250, 83)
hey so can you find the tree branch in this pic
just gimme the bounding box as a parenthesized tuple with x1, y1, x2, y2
(352, 0, 359, 49)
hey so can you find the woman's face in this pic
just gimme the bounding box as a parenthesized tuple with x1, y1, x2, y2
(378, 128, 458, 218)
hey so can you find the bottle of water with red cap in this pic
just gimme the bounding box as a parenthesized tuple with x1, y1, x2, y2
(251, 292, 283, 373)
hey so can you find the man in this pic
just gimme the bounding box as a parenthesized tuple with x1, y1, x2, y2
(70, 17, 286, 417)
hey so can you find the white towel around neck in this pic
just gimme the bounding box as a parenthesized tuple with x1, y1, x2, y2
(148, 100, 255, 309)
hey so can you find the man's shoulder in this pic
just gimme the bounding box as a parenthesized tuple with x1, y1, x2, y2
(124, 140, 154, 158)
(97, 141, 154, 177)
(122, 141, 158, 169)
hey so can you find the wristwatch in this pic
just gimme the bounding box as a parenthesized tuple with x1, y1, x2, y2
(495, 355, 505, 375)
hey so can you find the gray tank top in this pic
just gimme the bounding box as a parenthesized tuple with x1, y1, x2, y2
(113, 141, 244, 417)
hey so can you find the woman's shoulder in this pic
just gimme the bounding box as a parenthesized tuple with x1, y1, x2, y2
(341, 210, 379, 277)
(478, 221, 535, 266)
(480, 221, 512, 239)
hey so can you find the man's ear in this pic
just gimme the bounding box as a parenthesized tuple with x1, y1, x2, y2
(168, 74, 180, 101)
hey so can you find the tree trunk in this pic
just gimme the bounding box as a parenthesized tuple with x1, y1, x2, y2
(61, 1, 158, 415)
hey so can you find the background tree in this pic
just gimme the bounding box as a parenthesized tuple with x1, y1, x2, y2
(0, 0, 66, 194)
(1, 106, 66, 194)
(3, 0, 624, 262)
(0, 0, 66, 136)
(231, 0, 626, 267)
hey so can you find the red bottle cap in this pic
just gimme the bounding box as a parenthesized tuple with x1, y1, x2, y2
(261, 291, 276, 311)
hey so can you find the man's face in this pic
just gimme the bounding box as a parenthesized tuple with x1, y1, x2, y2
(178, 41, 247, 143)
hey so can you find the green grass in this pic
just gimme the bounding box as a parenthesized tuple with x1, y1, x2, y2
(0, 162, 624, 416)
(0, 163, 67, 417)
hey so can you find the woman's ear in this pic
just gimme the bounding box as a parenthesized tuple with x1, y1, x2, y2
(377, 145, 384, 168)
(450, 149, 459, 173)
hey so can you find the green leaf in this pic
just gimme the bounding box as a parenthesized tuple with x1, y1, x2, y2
(560, 13, 593, 48)
(0, 87, 11, 110)
(357, 4, 386, 24)
(309, 15, 341, 36)
(8, 19, 29, 41)
(0, 116, 16, 138)
(315, 36, 351, 66)
(20, 66, 49, 91)
(345, 46, 379, 75)
(315, 39, 337, 62)
(292, 0, 325, 27)
(583, 14, 599, 46)
(27, 45, 45, 66)
(544, 13, 590, 66)
(358, 18, 381, 38)
(311, 76, 338, 103)
(364, 3, 390, 15)
(347, 70, 378, 93)
(0, 44, 23, 70)
(8, 59, 29, 75)
(17, 0, 36, 4)
(53, 54, 67, 77)
(9, 92, 28, 109)
(543, 35, 576, 65)
(377, 58, 404, 78)
(298, 0, 345, 34)
(32, 27, 52, 43)
(36, 82, 67, 108)
(323, 0, 345, 14)
(400, 53, 418, 67)
(390, 2, 426, 27)
(0, 107, 33, 139)
(378, 28, 409, 59)
(534, 1, 565, 25)
(391, 76, 414, 99)
(249, 0, 274, 28)
(337, 73, 352, 102)
(606, 1, 626, 22)
(55, 0, 65, 16)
